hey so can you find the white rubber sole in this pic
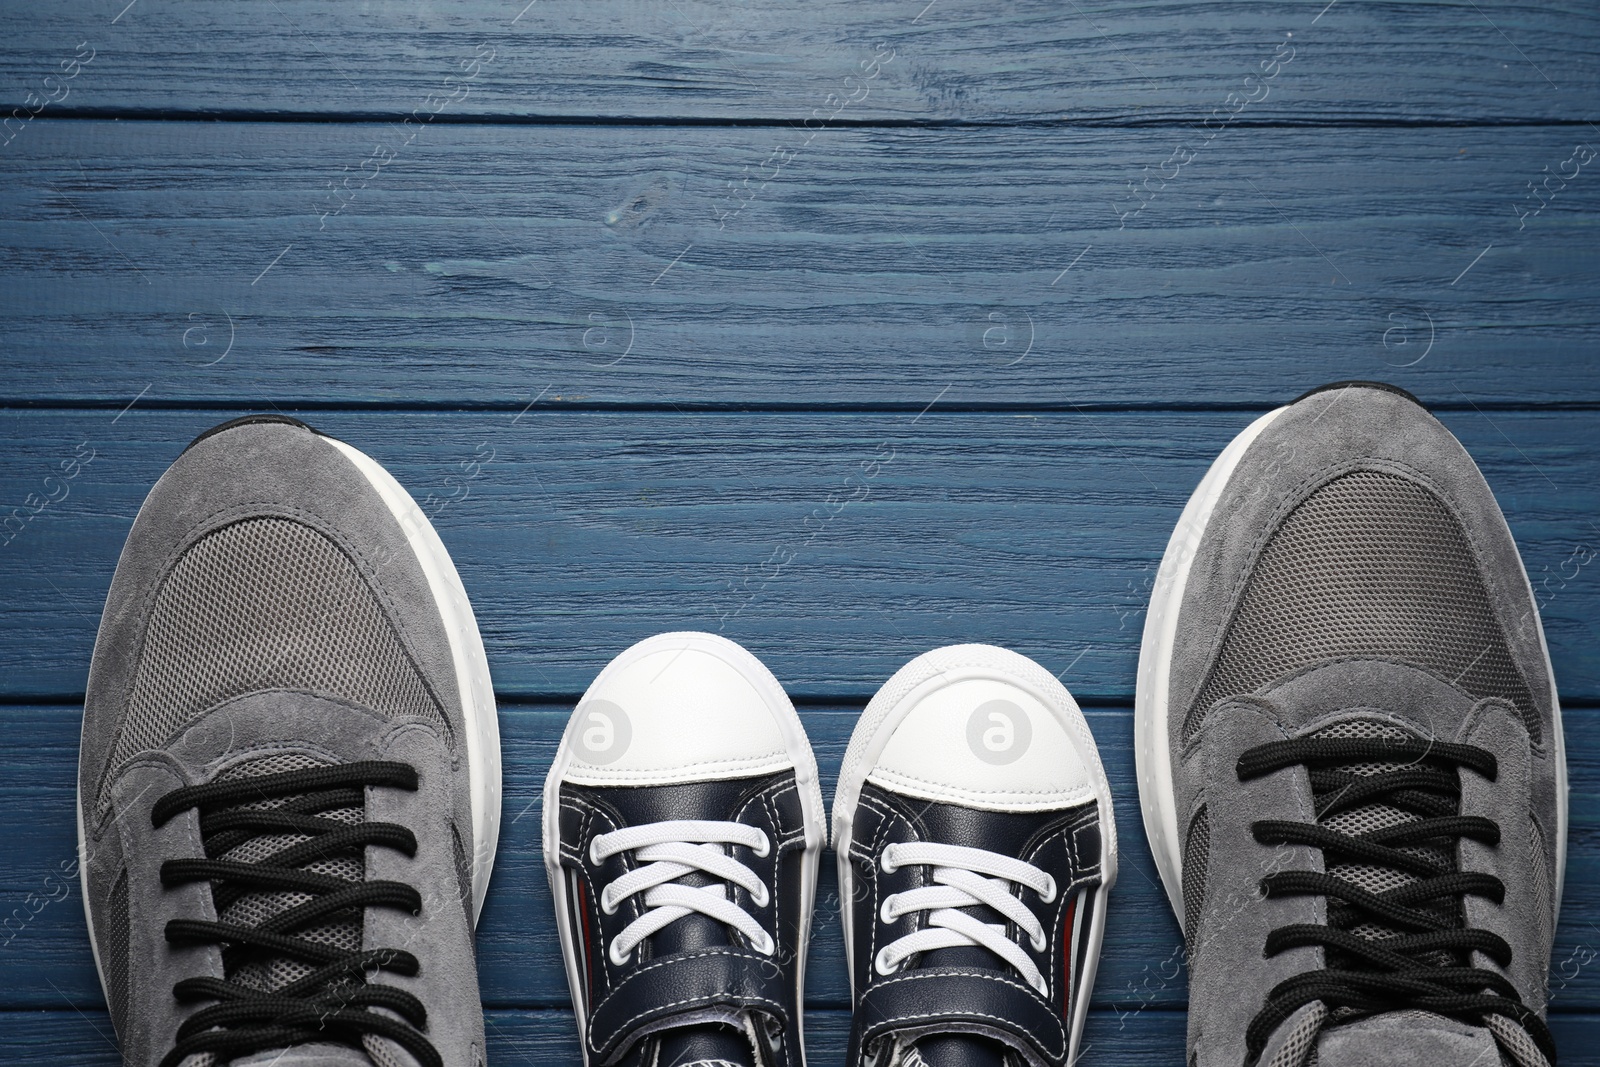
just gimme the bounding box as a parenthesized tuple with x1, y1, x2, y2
(831, 643, 1116, 1062)
(1133, 404, 1569, 926)
(542, 631, 826, 1067)
(77, 428, 505, 1007)
(1133, 406, 1286, 923)
(75, 780, 101, 1000)
(326, 436, 502, 919)
(1517, 542, 1569, 915)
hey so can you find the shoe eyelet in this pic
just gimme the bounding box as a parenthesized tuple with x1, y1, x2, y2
(589, 837, 605, 865)
(874, 946, 898, 976)
(753, 833, 772, 858)
(751, 882, 770, 908)
(599, 888, 619, 915)
(607, 940, 631, 967)
(1030, 931, 1048, 952)
(879, 895, 898, 924)
(879, 846, 899, 874)
(1039, 875, 1058, 904)
(1032, 976, 1050, 996)
(754, 930, 775, 955)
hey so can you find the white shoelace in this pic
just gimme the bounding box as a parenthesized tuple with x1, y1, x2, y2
(590, 819, 775, 966)
(874, 840, 1057, 994)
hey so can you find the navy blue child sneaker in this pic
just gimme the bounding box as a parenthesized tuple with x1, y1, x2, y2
(544, 632, 827, 1067)
(833, 644, 1116, 1067)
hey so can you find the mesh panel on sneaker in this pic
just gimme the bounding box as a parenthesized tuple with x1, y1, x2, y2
(363, 1033, 410, 1067)
(1264, 1001, 1328, 1067)
(1488, 1012, 1552, 1067)
(106, 517, 445, 797)
(1184, 471, 1537, 741)
(1306, 720, 1456, 947)
(106, 870, 131, 1037)
(1299, 719, 1467, 969)
(1182, 806, 1210, 952)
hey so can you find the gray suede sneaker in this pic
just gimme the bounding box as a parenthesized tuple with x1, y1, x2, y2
(78, 415, 500, 1067)
(1135, 382, 1565, 1067)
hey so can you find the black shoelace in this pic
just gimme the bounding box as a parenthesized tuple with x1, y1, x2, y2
(150, 760, 442, 1067)
(1236, 735, 1555, 1065)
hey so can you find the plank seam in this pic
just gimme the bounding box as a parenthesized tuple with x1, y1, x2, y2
(7, 402, 1600, 415)
(14, 111, 1600, 130)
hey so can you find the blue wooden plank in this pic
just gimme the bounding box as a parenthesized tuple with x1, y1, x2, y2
(0, 0, 1594, 122)
(5, 1007, 1600, 1067)
(9, 705, 1600, 1013)
(1, 122, 1598, 406)
(1, 409, 1595, 700)
(0, 1007, 1180, 1067)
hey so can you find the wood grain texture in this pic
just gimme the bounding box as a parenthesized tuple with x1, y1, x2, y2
(0, 1007, 1154, 1066)
(7, 1007, 1600, 1067)
(3, 1, 1598, 1056)
(7, 705, 1600, 1016)
(1, 409, 1595, 701)
(2, 123, 1598, 406)
(1, 1, 1595, 123)
(4, 1006, 1598, 1067)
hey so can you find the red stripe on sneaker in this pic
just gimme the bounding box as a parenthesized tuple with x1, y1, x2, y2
(576, 876, 596, 1005)
(1061, 892, 1078, 1019)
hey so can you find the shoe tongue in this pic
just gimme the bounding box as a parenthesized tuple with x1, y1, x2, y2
(213, 752, 365, 993)
(601, 782, 749, 958)
(1306, 716, 1461, 952)
(1258, 721, 1544, 1067)
(909, 798, 1041, 974)
(654, 1021, 756, 1067)
(905, 941, 1015, 1067)
(895, 801, 1040, 1067)
(647, 855, 738, 956)
(910, 1035, 1010, 1067)
(621, 855, 754, 1067)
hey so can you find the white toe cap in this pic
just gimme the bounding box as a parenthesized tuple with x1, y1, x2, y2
(865, 649, 1100, 812)
(561, 632, 795, 786)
